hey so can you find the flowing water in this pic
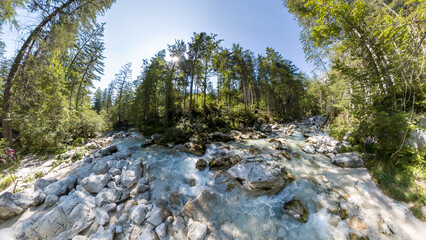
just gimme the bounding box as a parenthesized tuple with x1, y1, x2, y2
(113, 124, 426, 240)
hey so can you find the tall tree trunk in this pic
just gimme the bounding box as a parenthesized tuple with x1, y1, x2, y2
(2, 0, 78, 146)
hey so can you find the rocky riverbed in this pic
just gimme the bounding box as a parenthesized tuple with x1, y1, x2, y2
(0, 116, 425, 240)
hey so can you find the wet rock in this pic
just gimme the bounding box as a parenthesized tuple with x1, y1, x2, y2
(44, 194, 59, 207)
(283, 198, 309, 223)
(81, 174, 111, 193)
(100, 145, 118, 157)
(348, 216, 367, 232)
(260, 123, 272, 133)
(121, 159, 143, 188)
(24, 191, 96, 240)
(302, 143, 316, 154)
(169, 192, 185, 209)
(280, 151, 291, 160)
(184, 137, 206, 157)
(348, 232, 370, 240)
(130, 205, 148, 225)
(189, 178, 196, 187)
(141, 138, 154, 147)
(208, 132, 234, 142)
(182, 191, 215, 223)
(95, 207, 110, 226)
(188, 218, 208, 240)
(0, 192, 25, 220)
(292, 152, 301, 159)
(228, 159, 294, 196)
(378, 217, 397, 235)
(328, 214, 342, 227)
(332, 153, 364, 168)
(196, 159, 207, 170)
(44, 175, 77, 197)
(245, 146, 262, 155)
(209, 157, 231, 170)
(213, 171, 239, 192)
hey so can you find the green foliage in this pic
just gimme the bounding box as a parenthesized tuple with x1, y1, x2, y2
(0, 174, 15, 191)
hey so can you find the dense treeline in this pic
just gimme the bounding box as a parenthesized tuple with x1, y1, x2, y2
(285, 0, 425, 208)
(96, 33, 308, 138)
(0, 0, 116, 152)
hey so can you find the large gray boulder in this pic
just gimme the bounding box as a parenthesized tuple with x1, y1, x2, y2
(121, 159, 142, 188)
(331, 152, 364, 168)
(0, 192, 25, 220)
(96, 188, 121, 207)
(34, 178, 57, 192)
(146, 204, 171, 226)
(81, 174, 111, 193)
(44, 175, 77, 197)
(228, 159, 294, 196)
(138, 228, 158, 240)
(75, 164, 94, 183)
(100, 145, 118, 157)
(260, 123, 272, 133)
(93, 160, 110, 175)
(23, 191, 96, 240)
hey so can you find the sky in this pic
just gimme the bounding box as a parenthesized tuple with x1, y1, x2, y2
(2, 0, 314, 90)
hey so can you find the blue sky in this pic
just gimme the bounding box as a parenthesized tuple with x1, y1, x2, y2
(2, 0, 314, 89)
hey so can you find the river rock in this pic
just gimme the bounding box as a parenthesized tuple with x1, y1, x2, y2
(75, 164, 94, 183)
(44, 175, 77, 197)
(302, 143, 316, 154)
(188, 218, 208, 240)
(96, 188, 121, 207)
(196, 159, 208, 170)
(0, 192, 25, 220)
(31, 189, 46, 206)
(147, 204, 171, 226)
(348, 216, 367, 232)
(100, 145, 118, 157)
(283, 198, 309, 223)
(184, 138, 206, 157)
(260, 123, 272, 133)
(44, 195, 59, 207)
(181, 191, 215, 223)
(141, 138, 154, 147)
(88, 226, 115, 240)
(81, 174, 111, 193)
(227, 159, 294, 196)
(208, 132, 234, 142)
(34, 178, 57, 192)
(209, 157, 231, 170)
(138, 228, 158, 240)
(93, 160, 110, 175)
(130, 205, 148, 225)
(155, 223, 167, 239)
(332, 152, 364, 168)
(24, 191, 96, 240)
(121, 159, 143, 188)
(113, 150, 131, 160)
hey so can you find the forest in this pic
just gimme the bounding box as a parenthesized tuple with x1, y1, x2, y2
(0, 0, 425, 222)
